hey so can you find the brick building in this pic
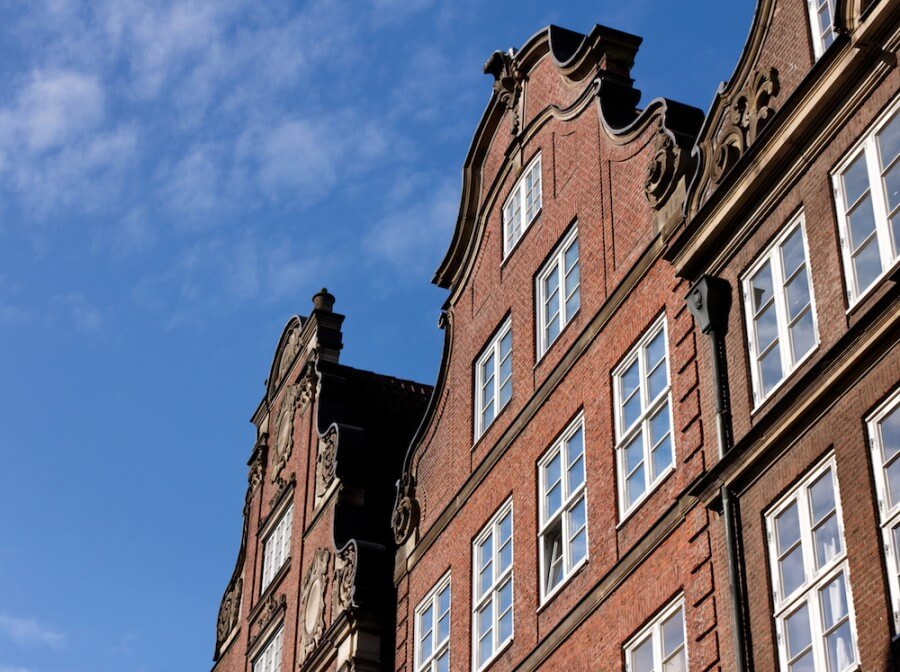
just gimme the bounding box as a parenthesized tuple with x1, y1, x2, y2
(212, 1, 900, 671)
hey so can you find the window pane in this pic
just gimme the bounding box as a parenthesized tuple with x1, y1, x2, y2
(809, 469, 836, 523)
(877, 113, 900, 171)
(626, 464, 646, 507)
(781, 226, 807, 278)
(789, 652, 815, 672)
(785, 269, 811, 322)
(436, 650, 450, 672)
(622, 360, 640, 406)
(623, 390, 641, 429)
(886, 454, 900, 510)
(780, 545, 806, 597)
(786, 603, 812, 659)
(482, 401, 495, 431)
(760, 342, 783, 395)
(814, 513, 842, 568)
(848, 195, 877, 251)
(651, 434, 673, 480)
(438, 604, 450, 641)
(498, 578, 512, 615)
(569, 527, 587, 567)
(662, 608, 685, 657)
(842, 153, 870, 207)
(499, 378, 512, 409)
(754, 301, 779, 353)
(881, 406, 900, 462)
(648, 361, 668, 401)
(498, 513, 512, 546)
(565, 282, 581, 320)
(777, 488, 802, 531)
(631, 636, 654, 672)
(647, 329, 666, 369)
(750, 263, 775, 314)
(826, 622, 854, 672)
(499, 331, 512, 360)
(790, 310, 816, 363)
(820, 572, 849, 628)
(477, 604, 493, 665)
(566, 428, 585, 494)
(499, 605, 513, 644)
(565, 239, 579, 275)
(568, 497, 586, 536)
(883, 160, 900, 214)
(625, 433, 644, 473)
(664, 651, 687, 672)
(852, 231, 883, 293)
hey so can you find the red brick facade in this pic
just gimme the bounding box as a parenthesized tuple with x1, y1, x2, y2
(213, 2, 900, 671)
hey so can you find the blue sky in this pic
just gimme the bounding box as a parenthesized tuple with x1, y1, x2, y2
(0, 2, 753, 670)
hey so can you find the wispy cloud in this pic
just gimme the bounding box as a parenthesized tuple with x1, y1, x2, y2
(0, 612, 66, 649)
(363, 174, 457, 276)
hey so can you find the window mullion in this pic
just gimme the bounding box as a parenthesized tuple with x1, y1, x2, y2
(772, 249, 794, 371)
(867, 139, 894, 271)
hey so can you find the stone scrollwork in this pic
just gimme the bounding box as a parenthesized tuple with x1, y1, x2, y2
(644, 132, 688, 208)
(484, 48, 524, 135)
(276, 323, 301, 387)
(299, 548, 331, 663)
(246, 434, 267, 502)
(391, 472, 420, 545)
(215, 577, 242, 653)
(333, 543, 357, 614)
(271, 384, 299, 483)
(315, 428, 338, 500)
(712, 66, 780, 182)
(297, 363, 319, 412)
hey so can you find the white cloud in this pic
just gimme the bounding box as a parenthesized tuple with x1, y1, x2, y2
(363, 175, 457, 275)
(0, 612, 66, 649)
(0, 70, 105, 153)
(52, 293, 104, 333)
(0, 665, 33, 672)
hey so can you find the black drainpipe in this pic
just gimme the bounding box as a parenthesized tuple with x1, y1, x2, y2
(687, 275, 751, 672)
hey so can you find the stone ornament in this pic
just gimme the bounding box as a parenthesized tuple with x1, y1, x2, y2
(299, 548, 331, 663)
(315, 429, 338, 500)
(391, 472, 420, 545)
(296, 364, 319, 412)
(484, 48, 524, 135)
(246, 435, 267, 501)
(271, 384, 299, 483)
(248, 593, 286, 650)
(644, 133, 687, 207)
(333, 543, 357, 614)
(215, 577, 242, 651)
(276, 324, 301, 387)
(713, 67, 780, 181)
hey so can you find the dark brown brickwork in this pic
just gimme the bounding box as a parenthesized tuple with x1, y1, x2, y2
(212, 2, 900, 671)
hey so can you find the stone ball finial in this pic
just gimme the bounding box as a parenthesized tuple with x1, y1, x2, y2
(312, 287, 335, 312)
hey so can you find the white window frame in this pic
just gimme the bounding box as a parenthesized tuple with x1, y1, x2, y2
(612, 315, 675, 519)
(261, 502, 293, 593)
(252, 624, 284, 672)
(535, 225, 580, 359)
(806, 0, 837, 59)
(537, 413, 588, 603)
(502, 153, 542, 258)
(414, 572, 452, 672)
(474, 317, 513, 441)
(765, 456, 859, 672)
(471, 499, 514, 671)
(867, 388, 900, 630)
(623, 596, 688, 672)
(832, 97, 900, 306)
(741, 213, 820, 408)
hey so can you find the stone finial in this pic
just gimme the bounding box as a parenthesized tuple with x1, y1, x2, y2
(312, 287, 335, 312)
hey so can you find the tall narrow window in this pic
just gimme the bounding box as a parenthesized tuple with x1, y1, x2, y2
(624, 598, 687, 672)
(503, 154, 542, 257)
(253, 625, 284, 672)
(261, 503, 293, 592)
(868, 389, 900, 629)
(538, 414, 588, 601)
(415, 573, 451, 672)
(807, 0, 836, 59)
(536, 225, 580, 358)
(742, 214, 818, 405)
(472, 500, 513, 671)
(765, 458, 858, 672)
(474, 318, 513, 440)
(613, 316, 674, 517)
(833, 101, 900, 304)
